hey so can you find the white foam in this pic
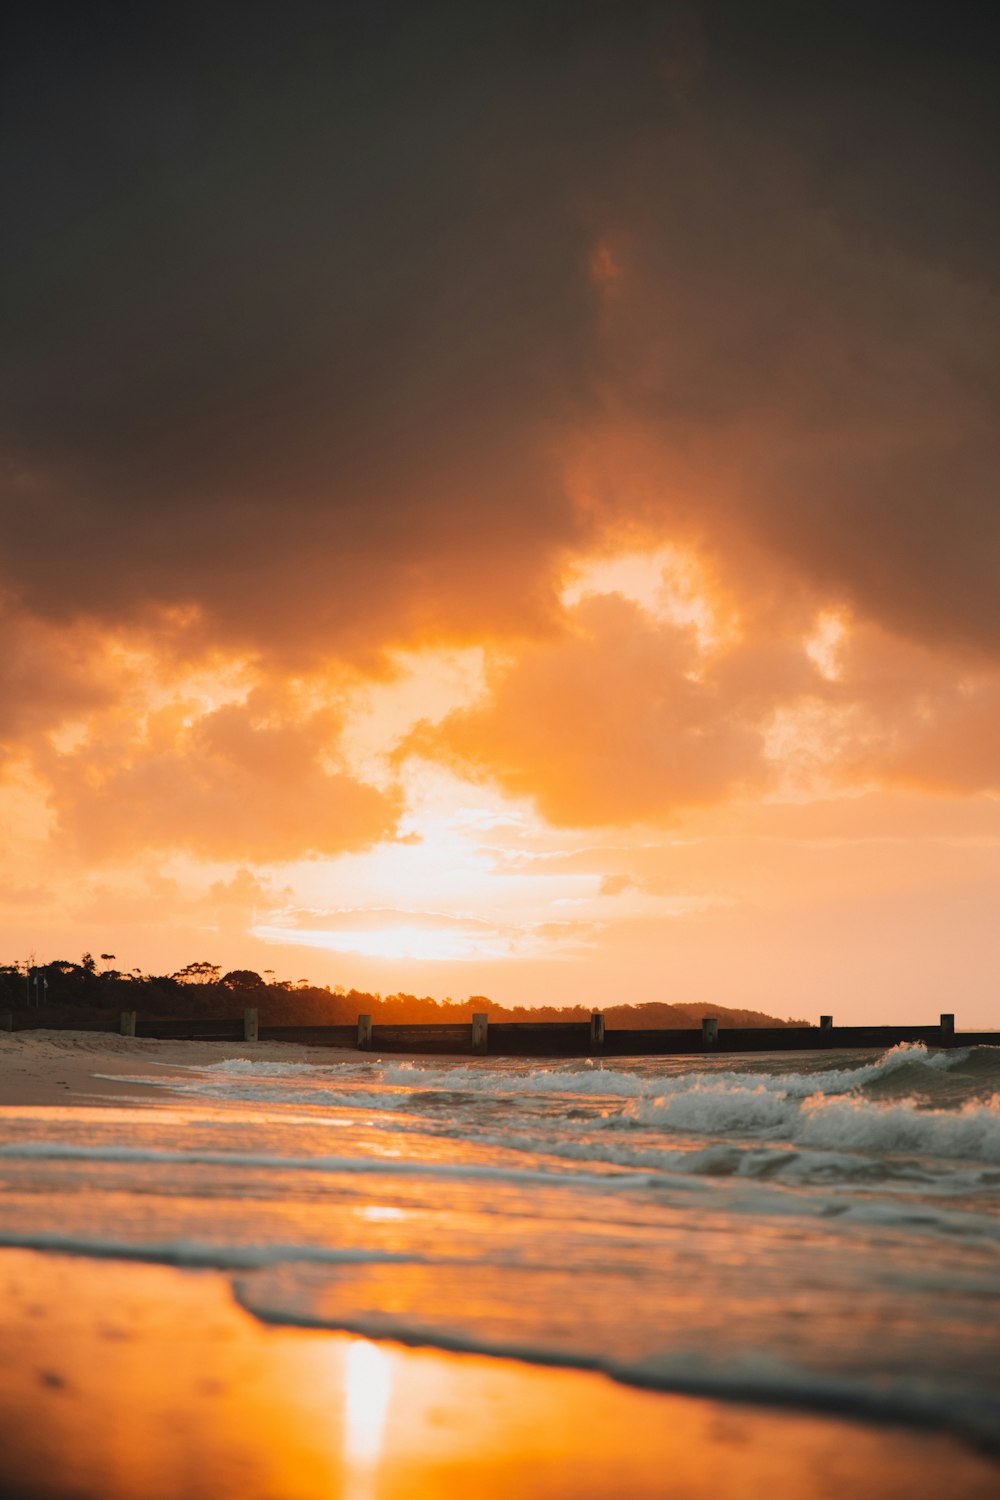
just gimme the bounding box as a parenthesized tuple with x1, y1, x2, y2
(186, 1042, 974, 1105)
(0, 1231, 440, 1269)
(376, 1044, 975, 1103)
(796, 1093, 1000, 1160)
(198, 1058, 347, 1078)
(91, 1043, 1000, 1169)
(629, 1082, 1000, 1162)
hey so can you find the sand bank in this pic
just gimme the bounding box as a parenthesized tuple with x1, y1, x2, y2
(0, 1028, 355, 1107)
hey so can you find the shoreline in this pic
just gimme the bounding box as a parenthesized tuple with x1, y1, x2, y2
(1, 1247, 998, 1500)
(0, 1029, 360, 1108)
(2, 1031, 999, 1497)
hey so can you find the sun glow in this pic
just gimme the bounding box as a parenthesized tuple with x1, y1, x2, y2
(560, 544, 728, 648)
(252, 920, 520, 962)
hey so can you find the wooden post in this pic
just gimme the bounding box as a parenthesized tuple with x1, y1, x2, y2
(590, 1012, 605, 1049)
(243, 1007, 258, 1043)
(940, 1012, 955, 1041)
(0, 1012, 12, 1032)
(472, 1012, 488, 1055)
(120, 1011, 136, 1037)
(701, 1016, 719, 1048)
(819, 1016, 833, 1030)
(357, 1014, 372, 1051)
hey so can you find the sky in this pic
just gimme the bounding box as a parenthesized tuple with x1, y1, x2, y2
(2, 2, 998, 1024)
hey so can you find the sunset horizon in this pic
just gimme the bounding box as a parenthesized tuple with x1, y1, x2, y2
(2, 7, 999, 1496)
(4, 5, 999, 1028)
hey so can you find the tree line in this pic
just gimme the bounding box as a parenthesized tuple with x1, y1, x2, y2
(0, 954, 805, 1028)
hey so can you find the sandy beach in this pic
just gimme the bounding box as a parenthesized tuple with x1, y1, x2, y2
(0, 1029, 359, 1108)
(1, 1031, 998, 1500)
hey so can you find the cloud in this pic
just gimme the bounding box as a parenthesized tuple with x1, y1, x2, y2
(560, 75, 1000, 657)
(2, 3, 996, 676)
(2, 0, 999, 890)
(208, 868, 290, 910)
(0, 602, 117, 759)
(42, 687, 402, 862)
(405, 588, 1000, 825)
(405, 592, 814, 824)
(253, 900, 597, 962)
(835, 624, 1000, 796)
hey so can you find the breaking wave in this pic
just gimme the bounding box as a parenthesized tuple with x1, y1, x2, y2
(195, 1041, 999, 1103)
(175, 1044, 1000, 1166)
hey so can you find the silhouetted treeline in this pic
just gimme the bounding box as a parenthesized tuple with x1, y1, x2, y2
(0, 955, 806, 1028)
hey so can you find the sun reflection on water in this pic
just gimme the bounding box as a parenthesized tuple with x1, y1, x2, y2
(343, 1339, 392, 1473)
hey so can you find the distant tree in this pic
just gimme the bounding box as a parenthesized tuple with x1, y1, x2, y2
(220, 969, 266, 990)
(81, 952, 97, 974)
(173, 961, 222, 984)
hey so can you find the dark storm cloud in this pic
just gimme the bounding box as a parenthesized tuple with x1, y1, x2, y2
(2, 1, 998, 659)
(3, 2, 631, 654)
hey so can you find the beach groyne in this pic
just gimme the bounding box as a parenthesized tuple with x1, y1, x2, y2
(0, 1008, 993, 1055)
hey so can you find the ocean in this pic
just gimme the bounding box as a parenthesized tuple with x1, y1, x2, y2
(1, 1040, 999, 1466)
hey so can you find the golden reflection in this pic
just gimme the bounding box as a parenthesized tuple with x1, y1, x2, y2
(343, 1340, 392, 1469)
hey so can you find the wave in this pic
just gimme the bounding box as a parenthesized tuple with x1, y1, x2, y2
(191, 1042, 1000, 1105)
(463, 1127, 1000, 1200)
(198, 1058, 347, 1078)
(231, 1280, 1000, 1454)
(84, 1045, 1000, 1179)
(627, 1085, 1000, 1162)
(0, 1140, 650, 1189)
(3, 1229, 995, 1449)
(0, 1231, 430, 1269)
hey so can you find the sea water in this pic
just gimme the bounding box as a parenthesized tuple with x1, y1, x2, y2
(1, 1042, 998, 1452)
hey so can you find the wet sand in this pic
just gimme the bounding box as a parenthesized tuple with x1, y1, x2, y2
(0, 1028, 357, 1108)
(1, 1249, 998, 1500)
(1, 1033, 998, 1499)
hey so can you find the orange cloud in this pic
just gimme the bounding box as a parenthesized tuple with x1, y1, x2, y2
(41, 687, 402, 863)
(0, 603, 118, 759)
(405, 594, 771, 825)
(404, 583, 1000, 827)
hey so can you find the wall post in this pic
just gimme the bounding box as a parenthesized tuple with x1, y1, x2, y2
(472, 1012, 488, 1055)
(701, 1016, 719, 1048)
(590, 1012, 605, 1050)
(120, 1010, 136, 1037)
(940, 1012, 955, 1043)
(243, 1007, 258, 1043)
(357, 1014, 372, 1051)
